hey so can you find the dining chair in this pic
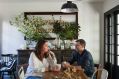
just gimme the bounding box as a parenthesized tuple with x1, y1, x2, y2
(17, 64, 28, 73)
(1, 54, 13, 67)
(0, 59, 17, 79)
(18, 66, 25, 79)
(91, 68, 108, 79)
(17, 64, 28, 79)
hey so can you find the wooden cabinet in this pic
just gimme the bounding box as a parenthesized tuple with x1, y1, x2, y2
(17, 49, 34, 65)
(17, 49, 73, 65)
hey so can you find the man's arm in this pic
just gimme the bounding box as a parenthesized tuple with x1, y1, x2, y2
(83, 53, 94, 77)
(68, 51, 77, 64)
(62, 51, 77, 68)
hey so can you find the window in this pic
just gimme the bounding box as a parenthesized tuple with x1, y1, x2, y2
(117, 13, 119, 55)
(117, 13, 119, 65)
(118, 56, 119, 65)
(104, 6, 119, 66)
(104, 5, 119, 79)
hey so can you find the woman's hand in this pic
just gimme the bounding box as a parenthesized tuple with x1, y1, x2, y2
(48, 51, 55, 59)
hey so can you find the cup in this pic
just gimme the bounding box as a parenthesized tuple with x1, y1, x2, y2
(52, 64, 61, 71)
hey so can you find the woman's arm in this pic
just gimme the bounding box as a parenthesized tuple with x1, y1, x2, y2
(28, 52, 47, 73)
(47, 51, 57, 66)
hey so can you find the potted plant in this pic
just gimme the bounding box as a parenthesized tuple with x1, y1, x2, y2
(53, 20, 80, 49)
(10, 13, 48, 48)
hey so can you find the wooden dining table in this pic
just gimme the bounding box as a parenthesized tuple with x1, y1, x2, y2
(42, 70, 88, 79)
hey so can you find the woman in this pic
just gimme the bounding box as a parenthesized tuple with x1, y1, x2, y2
(25, 39, 57, 79)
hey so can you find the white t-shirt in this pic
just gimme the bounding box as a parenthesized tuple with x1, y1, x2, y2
(25, 51, 57, 78)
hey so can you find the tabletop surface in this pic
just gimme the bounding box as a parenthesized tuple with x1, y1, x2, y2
(42, 70, 88, 79)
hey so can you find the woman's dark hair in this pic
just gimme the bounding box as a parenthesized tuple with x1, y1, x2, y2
(34, 39, 48, 61)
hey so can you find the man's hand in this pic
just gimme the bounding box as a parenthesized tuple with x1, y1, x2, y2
(62, 61, 71, 68)
(75, 66, 84, 71)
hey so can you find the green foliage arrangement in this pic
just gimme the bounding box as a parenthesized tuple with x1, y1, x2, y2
(10, 13, 81, 44)
(53, 21, 80, 40)
(10, 13, 48, 42)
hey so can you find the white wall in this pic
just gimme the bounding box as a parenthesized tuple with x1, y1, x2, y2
(0, 16, 2, 57)
(0, 1, 102, 63)
(103, 0, 119, 12)
(77, 1, 103, 63)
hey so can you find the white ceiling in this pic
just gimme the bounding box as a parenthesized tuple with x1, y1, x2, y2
(0, 0, 105, 3)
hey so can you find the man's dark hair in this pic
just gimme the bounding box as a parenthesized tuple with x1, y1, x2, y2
(76, 39, 86, 47)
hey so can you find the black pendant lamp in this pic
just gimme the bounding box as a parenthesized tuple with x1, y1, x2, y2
(61, 1, 78, 13)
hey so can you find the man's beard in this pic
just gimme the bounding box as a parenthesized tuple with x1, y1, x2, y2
(76, 48, 80, 52)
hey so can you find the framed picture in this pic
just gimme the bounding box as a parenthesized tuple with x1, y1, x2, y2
(24, 12, 78, 40)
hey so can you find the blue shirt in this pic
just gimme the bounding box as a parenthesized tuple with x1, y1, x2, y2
(68, 49, 94, 77)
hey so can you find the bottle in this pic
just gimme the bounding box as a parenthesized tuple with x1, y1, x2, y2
(70, 40, 75, 49)
(61, 43, 64, 49)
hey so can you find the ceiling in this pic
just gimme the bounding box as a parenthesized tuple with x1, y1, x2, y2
(0, 0, 105, 3)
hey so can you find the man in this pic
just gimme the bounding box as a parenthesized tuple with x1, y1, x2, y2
(63, 39, 95, 77)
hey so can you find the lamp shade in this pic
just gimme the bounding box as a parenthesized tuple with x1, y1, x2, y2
(61, 1, 78, 13)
